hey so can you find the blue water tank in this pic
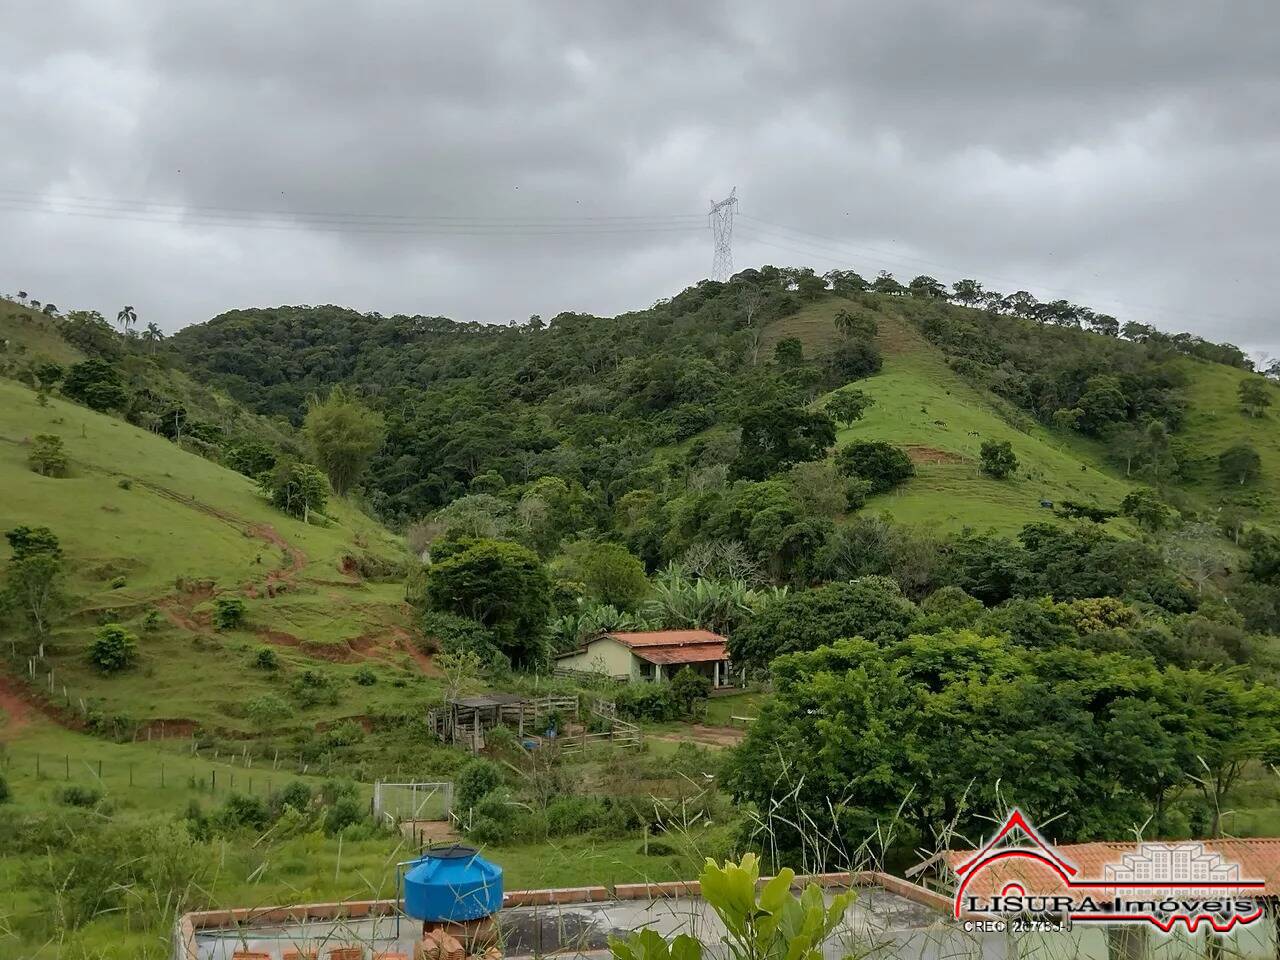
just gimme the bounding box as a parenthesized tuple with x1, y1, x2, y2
(403, 845, 504, 922)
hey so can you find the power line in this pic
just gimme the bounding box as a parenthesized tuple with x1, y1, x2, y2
(0, 189, 705, 225)
(0, 196, 706, 238)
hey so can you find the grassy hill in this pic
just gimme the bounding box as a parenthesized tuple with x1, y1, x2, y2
(0, 303, 85, 365)
(0, 376, 432, 736)
(759, 292, 1280, 536)
(1172, 357, 1280, 525)
(764, 299, 1136, 533)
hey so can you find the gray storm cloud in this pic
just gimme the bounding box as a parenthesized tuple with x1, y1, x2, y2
(1, 0, 1276, 355)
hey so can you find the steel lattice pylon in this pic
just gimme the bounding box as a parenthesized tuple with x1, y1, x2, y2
(709, 188, 738, 281)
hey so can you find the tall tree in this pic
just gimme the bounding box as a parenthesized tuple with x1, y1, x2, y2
(303, 386, 387, 496)
(979, 439, 1018, 479)
(1218, 443, 1261, 485)
(2, 527, 64, 645)
(141, 322, 165, 354)
(116, 305, 137, 336)
(423, 538, 552, 667)
(907, 275, 946, 299)
(1238, 377, 1272, 418)
(950, 278, 984, 307)
(825, 388, 874, 428)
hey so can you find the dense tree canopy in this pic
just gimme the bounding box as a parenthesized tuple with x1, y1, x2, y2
(423, 538, 553, 666)
(726, 632, 1280, 850)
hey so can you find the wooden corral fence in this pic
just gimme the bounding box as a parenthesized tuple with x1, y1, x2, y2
(426, 693, 583, 752)
(557, 711, 642, 754)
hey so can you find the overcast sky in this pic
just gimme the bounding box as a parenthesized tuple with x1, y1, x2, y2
(2, 1, 1277, 355)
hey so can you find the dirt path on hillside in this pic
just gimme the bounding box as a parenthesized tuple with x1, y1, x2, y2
(648, 724, 746, 749)
(0, 676, 33, 739)
(130, 478, 309, 587)
(398, 632, 439, 676)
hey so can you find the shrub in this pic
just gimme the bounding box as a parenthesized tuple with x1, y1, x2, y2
(212, 596, 247, 630)
(419, 610, 500, 659)
(28, 434, 68, 477)
(455, 758, 504, 812)
(116, 477, 132, 490)
(639, 839, 677, 857)
(0, 773, 9, 803)
(325, 720, 366, 747)
(353, 665, 377, 686)
(614, 682, 682, 722)
(142, 608, 163, 631)
(844, 477, 871, 511)
(835, 440, 915, 494)
(257, 459, 329, 522)
(324, 796, 367, 835)
(271, 780, 313, 815)
(245, 694, 292, 729)
(109, 575, 127, 590)
(291, 670, 339, 707)
(89, 623, 137, 672)
(979, 439, 1019, 479)
(216, 793, 271, 831)
(252, 647, 279, 670)
(319, 779, 359, 806)
(62, 358, 128, 411)
(58, 785, 103, 807)
(465, 791, 545, 845)
(546, 795, 608, 836)
(670, 667, 712, 716)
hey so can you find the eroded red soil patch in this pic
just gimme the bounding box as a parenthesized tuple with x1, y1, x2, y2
(904, 445, 967, 464)
(0, 677, 33, 739)
(258, 629, 303, 647)
(136, 717, 198, 739)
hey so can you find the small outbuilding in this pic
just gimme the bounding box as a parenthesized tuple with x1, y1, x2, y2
(554, 629, 736, 687)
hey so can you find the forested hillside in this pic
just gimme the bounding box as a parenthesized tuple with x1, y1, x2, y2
(2, 269, 1279, 959)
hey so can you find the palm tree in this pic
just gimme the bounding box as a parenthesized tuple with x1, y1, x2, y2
(116, 305, 137, 336)
(141, 322, 164, 353)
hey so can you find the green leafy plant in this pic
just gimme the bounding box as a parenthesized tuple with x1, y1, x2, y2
(979, 439, 1019, 479)
(88, 623, 137, 672)
(834, 440, 914, 494)
(455, 757, 503, 812)
(252, 646, 279, 670)
(212, 596, 247, 630)
(246, 694, 292, 729)
(57, 785, 104, 808)
(27, 434, 68, 477)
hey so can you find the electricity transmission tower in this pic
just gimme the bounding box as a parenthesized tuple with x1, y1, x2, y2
(708, 188, 738, 281)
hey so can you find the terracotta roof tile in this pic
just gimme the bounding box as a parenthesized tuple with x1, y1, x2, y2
(632, 641, 729, 664)
(605, 630, 727, 647)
